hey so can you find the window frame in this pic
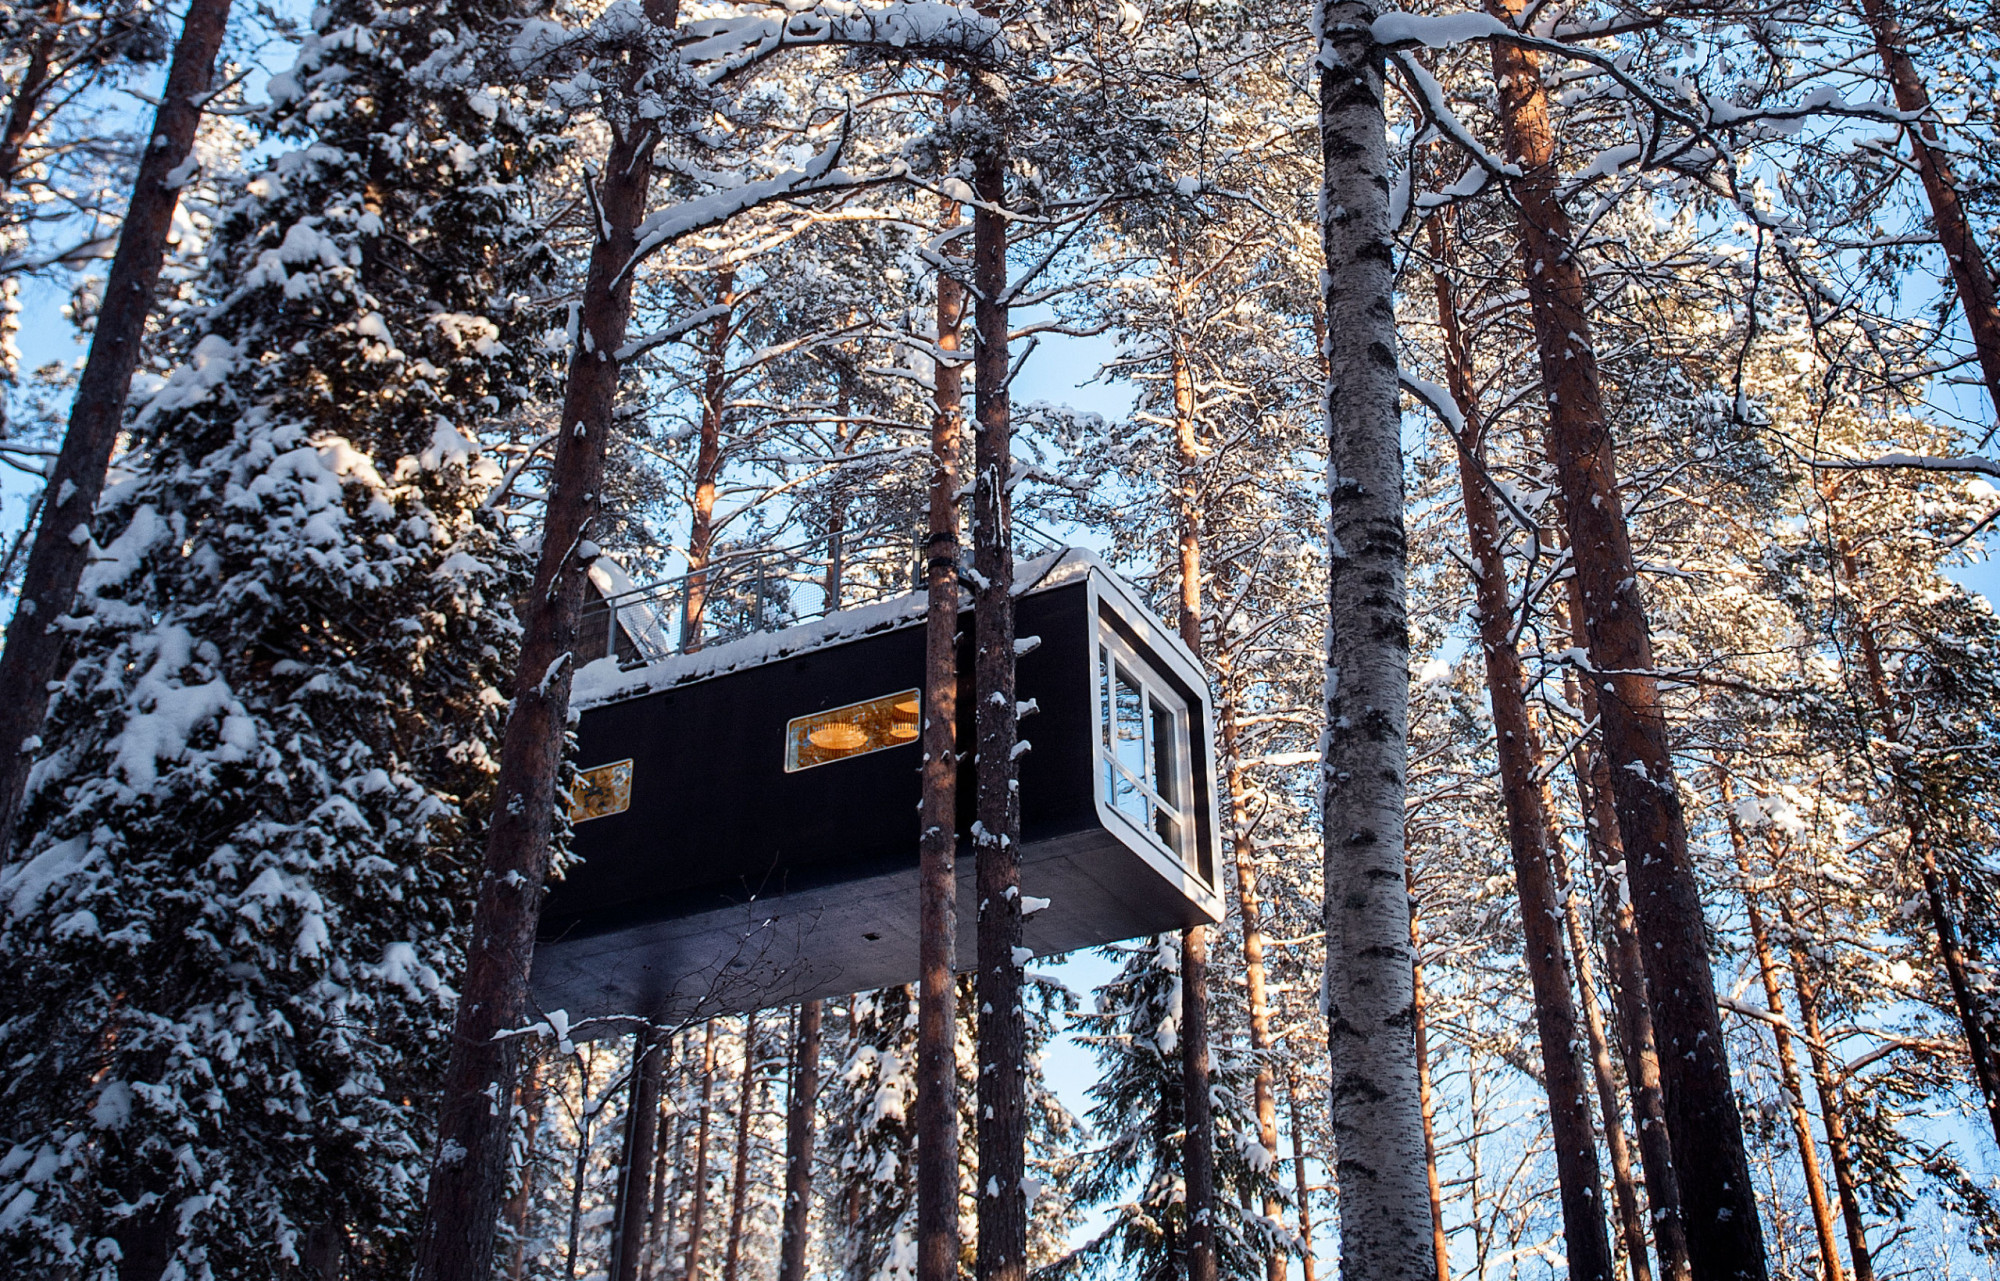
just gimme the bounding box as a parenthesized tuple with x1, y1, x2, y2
(1094, 628, 1196, 872)
(783, 687, 923, 773)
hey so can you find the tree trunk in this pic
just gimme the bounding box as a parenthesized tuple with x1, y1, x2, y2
(613, 1032, 668, 1281)
(1854, 0, 2000, 428)
(1430, 214, 1614, 1281)
(722, 1014, 760, 1281)
(0, 0, 235, 860)
(1547, 836, 1652, 1281)
(1287, 1073, 1319, 1281)
(0, 1, 64, 199)
(1775, 881, 1876, 1281)
(1168, 330, 1219, 1281)
(1408, 886, 1450, 1281)
(564, 1056, 596, 1281)
(411, 8, 677, 1274)
(683, 267, 739, 650)
(1841, 554, 2000, 1146)
(1482, 5, 1767, 1273)
(970, 64, 1027, 1281)
(779, 1001, 824, 1281)
(1220, 678, 1283, 1281)
(918, 189, 966, 1281)
(1315, 0, 1429, 1274)
(507, 1050, 548, 1281)
(685, 1019, 720, 1281)
(1558, 623, 1691, 1281)
(648, 1038, 689, 1281)
(1719, 776, 1844, 1281)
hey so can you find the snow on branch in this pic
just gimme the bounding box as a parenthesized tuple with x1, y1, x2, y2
(621, 133, 903, 279)
(1370, 10, 1511, 48)
(680, 1, 1007, 85)
(1385, 51, 1520, 182)
(614, 303, 733, 361)
(1397, 369, 1464, 435)
(1374, 8, 1910, 160)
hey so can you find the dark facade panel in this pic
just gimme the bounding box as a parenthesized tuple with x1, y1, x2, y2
(531, 556, 1222, 1030)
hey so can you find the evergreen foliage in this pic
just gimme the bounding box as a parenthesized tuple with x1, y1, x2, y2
(0, 0, 558, 1271)
(1067, 937, 1286, 1281)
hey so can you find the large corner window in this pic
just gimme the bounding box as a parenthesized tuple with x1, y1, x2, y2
(786, 689, 921, 772)
(1097, 637, 1193, 869)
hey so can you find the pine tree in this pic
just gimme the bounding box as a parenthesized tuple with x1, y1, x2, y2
(1068, 937, 1287, 1281)
(0, 0, 559, 1270)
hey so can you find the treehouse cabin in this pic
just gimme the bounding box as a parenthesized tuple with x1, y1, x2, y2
(532, 547, 1224, 1030)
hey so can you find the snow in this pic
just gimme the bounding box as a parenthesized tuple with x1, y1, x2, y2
(1371, 10, 1511, 47)
(574, 546, 1095, 707)
(2, 835, 91, 920)
(106, 625, 246, 793)
(78, 504, 165, 596)
(132, 335, 239, 426)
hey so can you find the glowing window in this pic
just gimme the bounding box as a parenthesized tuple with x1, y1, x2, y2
(570, 759, 634, 823)
(1097, 639, 1193, 868)
(786, 689, 922, 772)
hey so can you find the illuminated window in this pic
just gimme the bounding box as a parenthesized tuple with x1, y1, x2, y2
(1097, 639, 1193, 868)
(571, 759, 634, 823)
(786, 689, 922, 772)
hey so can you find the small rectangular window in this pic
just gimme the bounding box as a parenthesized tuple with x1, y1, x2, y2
(786, 689, 922, 772)
(571, 759, 634, 823)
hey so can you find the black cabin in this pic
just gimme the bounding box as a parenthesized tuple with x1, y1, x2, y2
(531, 550, 1224, 1028)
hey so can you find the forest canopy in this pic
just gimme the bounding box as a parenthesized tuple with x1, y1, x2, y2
(0, 0, 1998, 1278)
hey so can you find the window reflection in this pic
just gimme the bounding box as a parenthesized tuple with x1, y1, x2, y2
(1097, 640, 1193, 869)
(786, 689, 922, 772)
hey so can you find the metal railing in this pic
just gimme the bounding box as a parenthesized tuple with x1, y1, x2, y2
(581, 520, 1065, 668)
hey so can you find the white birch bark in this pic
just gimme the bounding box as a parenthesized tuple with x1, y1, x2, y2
(1315, 2, 1431, 1278)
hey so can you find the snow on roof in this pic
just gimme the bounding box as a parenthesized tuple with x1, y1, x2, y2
(572, 546, 1101, 709)
(586, 556, 674, 658)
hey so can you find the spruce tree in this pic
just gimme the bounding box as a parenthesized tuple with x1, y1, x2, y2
(1069, 937, 1287, 1281)
(0, 0, 558, 1272)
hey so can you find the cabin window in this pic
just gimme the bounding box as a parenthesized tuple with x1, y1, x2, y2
(1097, 639, 1193, 869)
(786, 689, 922, 772)
(570, 759, 634, 823)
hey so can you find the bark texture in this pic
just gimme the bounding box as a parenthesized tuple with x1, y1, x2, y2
(780, 1001, 825, 1281)
(1855, 0, 2000, 427)
(0, 0, 235, 860)
(1221, 680, 1283, 1281)
(1430, 223, 1613, 1281)
(611, 1033, 667, 1281)
(918, 193, 966, 1281)
(1548, 837, 1652, 1281)
(969, 66, 1026, 1281)
(1559, 607, 1691, 1281)
(1315, 3, 1431, 1277)
(683, 267, 740, 647)
(722, 1014, 760, 1281)
(410, 9, 674, 1275)
(1288, 1074, 1320, 1281)
(686, 1020, 720, 1281)
(1171, 337, 1218, 1281)
(1409, 894, 1450, 1281)
(1721, 780, 1843, 1281)
(1777, 888, 1876, 1281)
(1483, 5, 1767, 1274)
